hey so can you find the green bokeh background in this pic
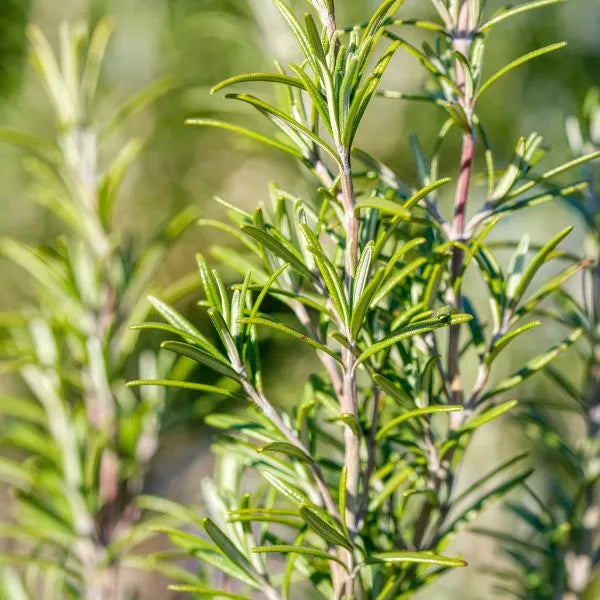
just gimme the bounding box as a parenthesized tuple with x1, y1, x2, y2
(0, 0, 598, 597)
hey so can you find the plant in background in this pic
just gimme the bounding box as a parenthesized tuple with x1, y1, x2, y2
(478, 91, 600, 599)
(130, 0, 600, 598)
(0, 19, 196, 600)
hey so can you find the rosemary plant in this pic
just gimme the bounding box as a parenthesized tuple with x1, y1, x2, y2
(129, 1, 599, 598)
(0, 20, 194, 600)
(479, 90, 600, 599)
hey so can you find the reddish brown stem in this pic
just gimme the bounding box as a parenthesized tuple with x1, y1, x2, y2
(447, 132, 476, 409)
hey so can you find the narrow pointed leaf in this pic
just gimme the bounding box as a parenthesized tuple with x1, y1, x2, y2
(486, 322, 541, 366)
(357, 314, 472, 365)
(148, 295, 213, 350)
(299, 504, 351, 550)
(376, 406, 463, 440)
(369, 551, 467, 568)
(226, 93, 339, 163)
(458, 400, 518, 434)
(186, 118, 303, 159)
(126, 379, 243, 400)
(480, 329, 582, 401)
(476, 43, 567, 101)
(242, 226, 313, 280)
(355, 197, 411, 218)
(257, 442, 311, 463)
(211, 72, 304, 94)
(239, 317, 341, 363)
(511, 226, 572, 307)
(203, 518, 258, 582)
(161, 341, 240, 380)
(479, 0, 565, 33)
(404, 177, 453, 209)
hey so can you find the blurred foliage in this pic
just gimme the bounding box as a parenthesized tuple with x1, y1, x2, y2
(480, 89, 600, 599)
(0, 0, 30, 97)
(0, 18, 202, 599)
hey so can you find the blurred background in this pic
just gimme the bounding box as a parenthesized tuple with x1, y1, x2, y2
(0, 0, 598, 597)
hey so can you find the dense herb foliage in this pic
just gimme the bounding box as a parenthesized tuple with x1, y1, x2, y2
(0, 20, 194, 599)
(481, 90, 600, 599)
(1, 2, 599, 600)
(126, 1, 597, 598)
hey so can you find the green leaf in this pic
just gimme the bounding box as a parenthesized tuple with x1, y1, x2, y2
(507, 150, 600, 199)
(249, 263, 290, 319)
(369, 551, 467, 568)
(357, 314, 472, 365)
(479, 0, 565, 33)
(339, 465, 348, 537)
(288, 63, 332, 133)
(203, 518, 258, 582)
(186, 118, 303, 159)
(0, 457, 34, 489)
(369, 467, 412, 511)
(274, 0, 320, 75)
(160, 341, 240, 380)
(98, 137, 143, 226)
(355, 197, 411, 218)
(251, 545, 346, 567)
(486, 322, 541, 366)
(372, 374, 412, 407)
(376, 406, 463, 440)
(0, 396, 45, 425)
(480, 330, 582, 402)
(544, 366, 585, 405)
(404, 177, 453, 209)
(311, 253, 350, 327)
(226, 93, 339, 163)
(510, 226, 572, 308)
(241, 226, 313, 280)
(126, 379, 243, 400)
(259, 469, 309, 505)
(494, 181, 589, 217)
(505, 235, 530, 304)
(299, 504, 351, 550)
(208, 308, 240, 364)
(239, 317, 341, 363)
(211, 72, 305, 94)
(0, 128, 60, 164)
(389, 34, 460, 96)
(476, 42, 567, 101)
(351, 269, 384, 339)
(304, 13, 326, 63)
(228, 508, 302, 528)
(147, 295, 215, 352)
(371, 257, 427, 306)
(363, 0, 405, 40)
(257, 442, 311, 462)
(343, 41, 401, 146)
(353, 242, 375, 307)
(455, 217, 500, 296)
(458, 400, 518, 433)
(516, 260, 588, 318)
(130, 321, 211, 348)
